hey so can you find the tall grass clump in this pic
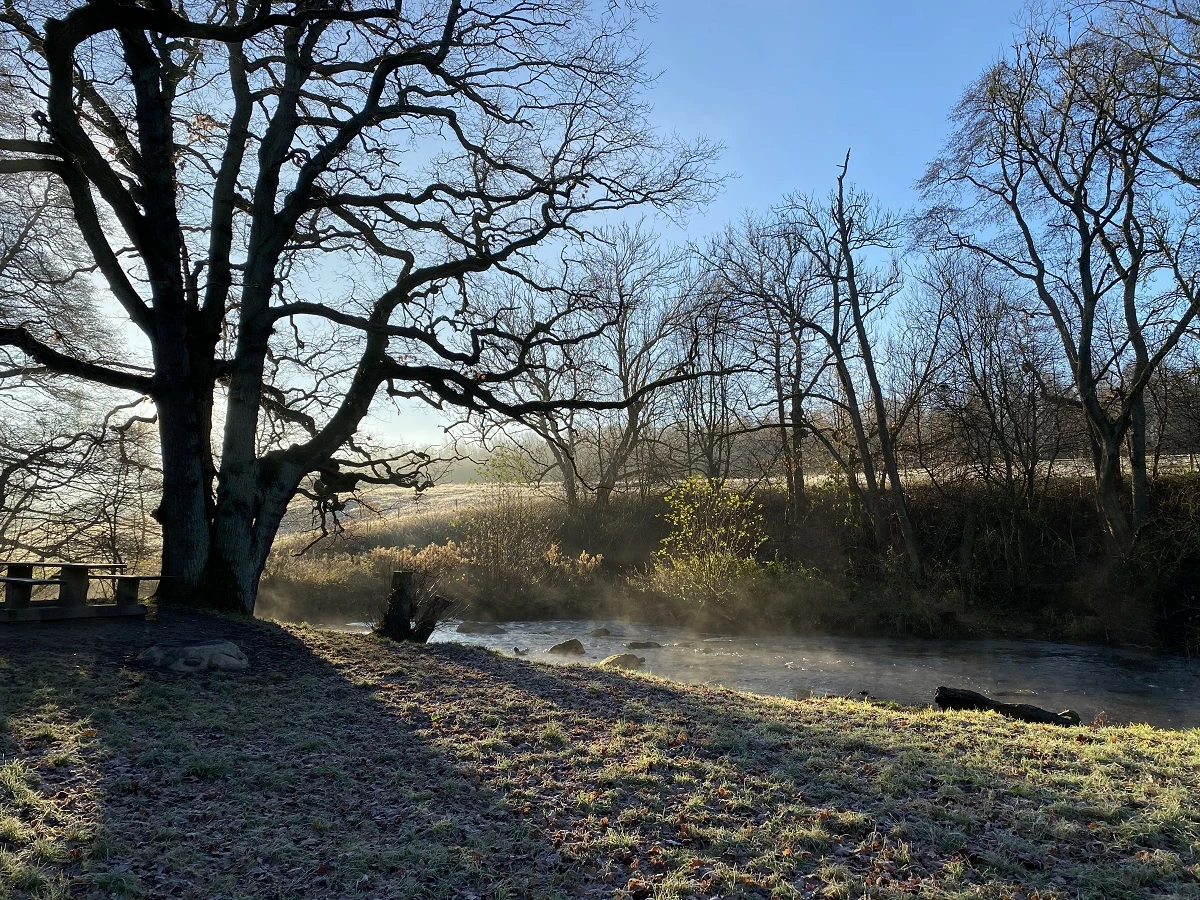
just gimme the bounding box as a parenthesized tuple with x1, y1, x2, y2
(257, 541, 467, 625)
(453, 451, 606, 618)
(260, 450, 610, 624)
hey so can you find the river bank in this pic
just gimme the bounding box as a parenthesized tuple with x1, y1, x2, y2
(260, 476, 1200, 654)
(2, 608, 1198, 898)
(416, 619, 1200, 729)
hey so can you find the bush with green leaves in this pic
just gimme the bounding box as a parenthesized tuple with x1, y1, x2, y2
(640, 477, 766, 609)
(638, 477, 845, 628)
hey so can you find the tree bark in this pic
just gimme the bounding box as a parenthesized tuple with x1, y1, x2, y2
(378, 571, 415, 640)
(837, 163, 921, 579)
(154, 388, 213, 604)
(1092, 434, 1134, 553)
(1129, 391, 1150, 537)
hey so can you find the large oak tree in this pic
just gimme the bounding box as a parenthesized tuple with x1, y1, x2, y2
(0, 0, 715, 611)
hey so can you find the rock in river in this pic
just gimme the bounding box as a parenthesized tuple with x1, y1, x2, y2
(456, 622, 506, 635)
(600, 654, 645, 670)
(548, 639, 586, 655)
(137, 640, 249, 673)
(589, 627, 613, 637)
(625, 641, 662, 650)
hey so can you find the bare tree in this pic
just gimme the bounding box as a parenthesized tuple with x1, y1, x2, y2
(920, 7, 1200, 552)
(0, 396, 160, 565)
(711, 213, 828, 527)
(663, 291, 746, 484)
(909, 252, 1074, 505)
(0, 0, 717, 611)
(780, 161, 923, 576)
(471, 223, 699, 513)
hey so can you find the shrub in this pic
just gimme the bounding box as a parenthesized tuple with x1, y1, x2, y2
(658, 476, 766, 561)
(639, 477, 766, 613)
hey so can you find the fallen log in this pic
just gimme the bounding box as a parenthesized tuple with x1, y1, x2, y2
(934, 686, 1081, 727)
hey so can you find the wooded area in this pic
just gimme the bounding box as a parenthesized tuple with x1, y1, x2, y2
(4, 0, 1200, 647)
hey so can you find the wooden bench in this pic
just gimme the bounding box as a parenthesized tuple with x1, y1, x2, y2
(92, 574, 162, 607)
(1, 576, 63, 608)
(0, 561, 153, 623)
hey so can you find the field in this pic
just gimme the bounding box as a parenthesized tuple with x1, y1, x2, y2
(2, 609, 1199, 899)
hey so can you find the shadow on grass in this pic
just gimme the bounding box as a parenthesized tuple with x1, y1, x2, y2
(394, 641, 1200, 900)
(3, 612, 1198, 899)
(0, 610, 576, 899)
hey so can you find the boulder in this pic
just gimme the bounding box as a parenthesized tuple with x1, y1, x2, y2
(137, 640, 249, 673)
(456, 622, 506, 635)
(625, 641, 661, 650)
(599, 653, 645, 670)
(547, 639, 585, 655)
(589, 627, 613, 637)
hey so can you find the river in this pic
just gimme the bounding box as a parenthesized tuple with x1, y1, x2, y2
(339, 618, 1200, 729)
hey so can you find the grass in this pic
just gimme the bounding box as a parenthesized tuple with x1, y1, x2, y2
(2, 609, 1198, 898)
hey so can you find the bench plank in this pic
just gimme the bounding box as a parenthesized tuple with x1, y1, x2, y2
(0, 603, 147, 623)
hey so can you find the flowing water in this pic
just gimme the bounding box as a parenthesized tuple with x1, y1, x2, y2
(343, 618, 1200, 729)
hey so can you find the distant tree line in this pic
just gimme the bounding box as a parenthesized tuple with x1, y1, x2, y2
(470, 2, 1200, 588)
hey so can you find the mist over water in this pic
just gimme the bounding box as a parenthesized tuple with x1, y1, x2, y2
(371, 620, 1200, 729)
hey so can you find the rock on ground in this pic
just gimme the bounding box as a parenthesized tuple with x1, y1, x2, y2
(137, 640, 249, 673)
(600, 654, 645, 670)
(548, 639, 585, 655)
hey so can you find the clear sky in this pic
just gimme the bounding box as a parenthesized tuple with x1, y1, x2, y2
(641, 0, 1028, 230)
(385, 0, 1031, 448)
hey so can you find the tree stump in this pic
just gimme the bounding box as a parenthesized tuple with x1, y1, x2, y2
(378, 571, 415, 641)
(377, 571, 450, 643)
(411, 594, 452, 643)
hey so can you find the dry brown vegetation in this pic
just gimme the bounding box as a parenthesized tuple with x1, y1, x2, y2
(258, 473, 1200, 652)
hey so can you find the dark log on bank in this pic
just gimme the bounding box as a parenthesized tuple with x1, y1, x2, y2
(934, 686, 1081, 727)
(377, 571, 450, 643)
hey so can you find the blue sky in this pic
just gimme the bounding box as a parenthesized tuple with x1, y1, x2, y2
(389, 0, 1032, 448)
(641, 0, 1028, 233)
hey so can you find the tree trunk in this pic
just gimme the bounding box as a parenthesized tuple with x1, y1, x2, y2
(1095, 439, 1133, 553)
(200, 544, 261, 614)
(154, 391, 213, 604)
(790, 389, 806, 518)
(201, 458, 301, 615)
(846, 271, 921, 578)
(934, 686, 1080, 726)
(378, 570, 415, 640)
(1129, 391, 1149, 538)
(544, 436, 581, 516)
